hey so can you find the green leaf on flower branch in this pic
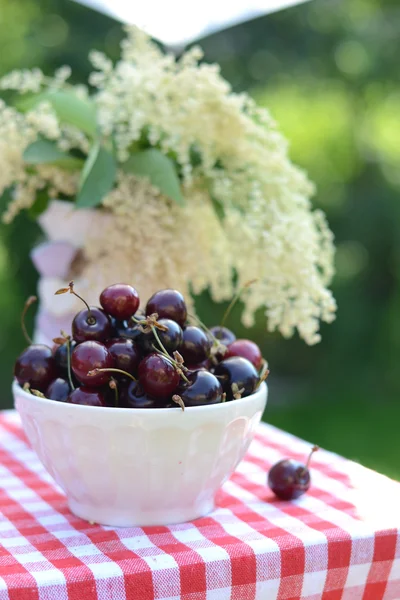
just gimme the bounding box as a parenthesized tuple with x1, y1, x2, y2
(23, 139, 83, 169)
(76, 142, 116, 209)
(17, 90, 97, 137)
(123, 149, 185, 206)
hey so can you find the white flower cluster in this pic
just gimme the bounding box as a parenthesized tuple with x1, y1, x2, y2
(0, 27, 336, 344)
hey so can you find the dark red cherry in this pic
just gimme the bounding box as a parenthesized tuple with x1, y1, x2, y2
(138, 353, 180, 398)
(213, 356, 258, 400)
(54, 340, 77, 374)
(225, 339, 263, 370)
(146, 289, 187, 327)
(268, 446, 319, 500)
(100, 284, 140, 320)
(46, 378, 70, 402)
(71, 341, 114, 386)
(178, 370, 222, 407)
(106, 338, 140, 375)
(72, 307, 112, 343)
(15, 344, 57, 391)
(120, 380, 166, 408)
(180, 326, 211, 365)
(209, 326, 236, 347)
(68, 386, 106, 406)
(137, 318, 183, 354)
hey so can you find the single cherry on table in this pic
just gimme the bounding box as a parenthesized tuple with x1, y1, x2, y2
(268, 446, 319, 500)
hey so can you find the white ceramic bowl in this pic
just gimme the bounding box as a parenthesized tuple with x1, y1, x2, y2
(13, 381, 267, 527)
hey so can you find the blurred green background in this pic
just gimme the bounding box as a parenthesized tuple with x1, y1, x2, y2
(0, 0, 399, 478)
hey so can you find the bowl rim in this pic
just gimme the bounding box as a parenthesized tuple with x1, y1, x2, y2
(13, 380, 267, 416)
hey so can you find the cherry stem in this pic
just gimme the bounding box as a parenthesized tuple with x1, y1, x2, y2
(220, 279, 257, 330)
(109, 378, 118, 407)
(151, 326, 190, 383)
(21, 296, 37, 345)
(305, 445, 319, 470)
(68, 281, 92, 320)
(66, 337, 75, 391)
(87, 368, 137, 382)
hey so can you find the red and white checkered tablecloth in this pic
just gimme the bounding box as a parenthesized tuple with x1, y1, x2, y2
(0, 410, 400, 600)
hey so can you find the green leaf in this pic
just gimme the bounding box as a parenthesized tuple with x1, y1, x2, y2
(123, 149, 184, 206)
(17, 90, 97, 137)
(76, 142, 116, 209)
(210, 194, 225, 223)
(23, 139, 83, 170)
(28, 189, 50, 219)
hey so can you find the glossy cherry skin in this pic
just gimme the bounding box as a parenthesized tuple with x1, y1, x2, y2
(180, 326, 211, 365)
(71, 341, 114, 387)
(46, 378, 70, 402)
(146, 289, 187, 327)
(100, 284, 140, 320)
(137, 318, 183, 354)
(72, 307, 112, 343)
(213, 356, 258, 400)
(225, 339, 263, 370)
(268, 459, 311, 500)
(138, 353, 180, 398)
(54, 340, 77, 374)
(112, 315, 144, 342)
(178, 370, 223, 407)
(14, 344, 57, 391)
(68, 386, 106, 407)
(106, 338, 140, 375)
(209, 326, 236, 347)
(120, 380, 166, 408)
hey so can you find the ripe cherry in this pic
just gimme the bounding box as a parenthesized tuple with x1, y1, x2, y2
(177, 370, 222, 407)
(111, 315, 145, 341)
(225, 339, 263, 370)
(71, 341, 114, 386)
(180, 326, 211, 365)
(268, 446, 319, 500)
(68, 387, 106, 406)
(120, 380, 165, 408)
(137, 318, 183, 354)
(100, 283, 140, 320)
(209, 326, 236, 347)
(146, 289, 187, 327)
(72, 307, 112, 343)
(46, 378, 70, 402)
(15, 345, 57, 391)
(138, 353, 180, 398)
(106, 338, 140, 375)
(54, 340, 77, 374)
(213, 356, 259, 400)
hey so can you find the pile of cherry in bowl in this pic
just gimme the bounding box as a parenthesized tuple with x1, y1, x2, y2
(14, 283, 268, 409)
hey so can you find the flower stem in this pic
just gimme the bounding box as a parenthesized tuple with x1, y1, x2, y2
(220, 279, 257, 330)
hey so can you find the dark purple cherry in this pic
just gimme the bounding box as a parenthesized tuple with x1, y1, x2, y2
(106, 338, 140, 375)
(68, 386, 106, 406)
(138, 353, 180, 398)
(213, 356, 258, 400)
(268, 446, 319, 500)
(72, 307, 112, 343)
(120, 380, 166, 408)
(111, 315, 145, 341)
(137, 318, 183, 354)
(180, 326, 211, 365)
(146, 289, 187, 327)
(178, 370, 222, 407)
(100, 284, 140, 320)
(71, 341, 114, 387)
(54, 340, 77, 374)
(46, 378, 70, 402)
(225, 339, 263, 370)
(15, 345, 57, 391)
(209, 326, 236, 347)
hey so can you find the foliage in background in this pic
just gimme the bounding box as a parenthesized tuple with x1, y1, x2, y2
(0, 0, 399, 476)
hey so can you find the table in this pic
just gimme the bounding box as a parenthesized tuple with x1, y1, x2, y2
(0, 410, 399, 600)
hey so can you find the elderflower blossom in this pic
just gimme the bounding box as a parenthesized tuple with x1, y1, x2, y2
(0, 27, 336, 344)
